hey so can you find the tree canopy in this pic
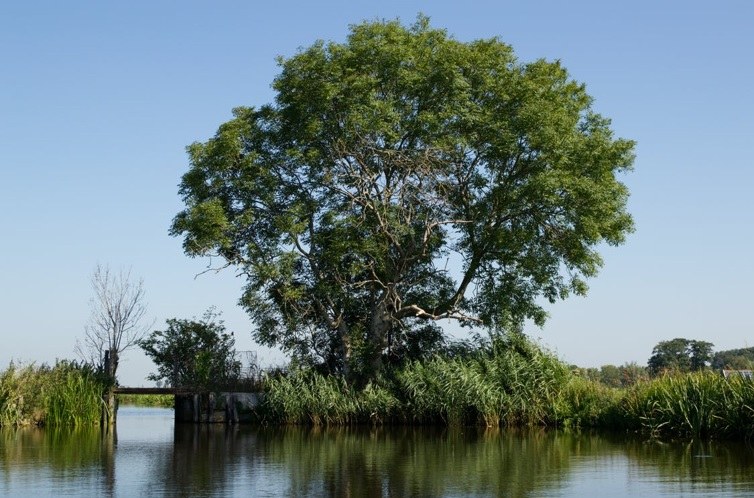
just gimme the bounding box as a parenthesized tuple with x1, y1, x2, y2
(171, 17, 634, 380)
(140, 310, 241, 389)
(647, 338, 714, 376)
(712, 347, 754, 370)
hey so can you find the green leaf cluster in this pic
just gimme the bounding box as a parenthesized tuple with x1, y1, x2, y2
(140, 309, 241, 390)
(647, 338, 714, 376)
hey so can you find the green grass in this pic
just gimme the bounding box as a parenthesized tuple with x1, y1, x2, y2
(258, 338, 754, 441)
(117, 393, 174, 408)
(619, 371, 754, 439)
(260, 334, 573, 428)
(6, 346, 753, 441)
(0, 361, 107, 427)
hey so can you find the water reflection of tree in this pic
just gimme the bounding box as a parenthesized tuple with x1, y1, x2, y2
(250, 427, 577, 497)
(143, 425, 575, 496)
(150, 424, 252, 496)
(143, 425, 754, 496)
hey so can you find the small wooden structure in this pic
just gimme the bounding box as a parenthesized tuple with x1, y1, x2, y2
(174, 392, 262, 423)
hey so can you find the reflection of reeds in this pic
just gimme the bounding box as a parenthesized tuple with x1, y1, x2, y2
(0, 361, 106, 427)
(0, 424, 110, 470)
(252, 426, 574, 497)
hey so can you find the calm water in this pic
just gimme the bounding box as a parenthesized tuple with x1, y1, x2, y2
(2, 407, 754, 497)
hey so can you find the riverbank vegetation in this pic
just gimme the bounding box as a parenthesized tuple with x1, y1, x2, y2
(0, 361, 107, 427)
(4, 335, 754, 441)
(116, 393, 174, 408)
(257, 334, 754, 440)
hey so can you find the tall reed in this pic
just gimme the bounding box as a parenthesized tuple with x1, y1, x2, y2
(45, 361, 104, 426)
(397, 357, 505, 426)
(0, 361, 106, 427)
(262, 334, 576, 428)
(397, 334, 570, 426)
(621, 371, 754, 439)
(554, 376, 623, 429)
(257, 338, 754, 440)
(262, 369, 359, 425)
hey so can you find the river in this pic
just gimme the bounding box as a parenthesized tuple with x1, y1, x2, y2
(2, 406, 754, 496)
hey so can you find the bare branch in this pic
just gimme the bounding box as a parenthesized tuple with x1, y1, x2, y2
(77, 264, 155, 381)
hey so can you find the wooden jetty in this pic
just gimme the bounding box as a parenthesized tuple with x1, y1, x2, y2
(113, 387, 196, 395)
(112, 387, 261, 424)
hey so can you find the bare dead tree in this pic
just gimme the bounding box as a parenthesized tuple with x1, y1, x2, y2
(76, 264, 154, 384)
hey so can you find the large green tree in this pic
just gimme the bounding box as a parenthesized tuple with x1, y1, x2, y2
(647, 338, 714, 376)
(171, 17, 634, 380)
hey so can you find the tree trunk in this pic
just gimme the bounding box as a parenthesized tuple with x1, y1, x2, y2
(367, 295, 393, 376)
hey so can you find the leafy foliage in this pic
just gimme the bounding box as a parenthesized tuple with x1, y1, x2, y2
(711, 347, 754, 370)
(647, 338, 714, 376)
(140, 309, 241, 390)
(171, 16, 634, 379)
(573, 362, 648, 388)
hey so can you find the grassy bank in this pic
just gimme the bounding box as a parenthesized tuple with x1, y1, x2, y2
(260, 334, 575, 427)
(5, 341, 753, 441)
(0, 361, 107, 427)
(259, 336, 754, 440)
(117, 393, 174, 408)
(620, 371, 754, 439)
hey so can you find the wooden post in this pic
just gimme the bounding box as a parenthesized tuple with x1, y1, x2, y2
(230, 394, 238, 424)
(102, 351, 117, 426)
(207, 392, 215, 423)
(224, 394, 238, 424)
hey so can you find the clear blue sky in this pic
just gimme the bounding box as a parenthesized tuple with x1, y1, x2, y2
(1, 1, 752, 385)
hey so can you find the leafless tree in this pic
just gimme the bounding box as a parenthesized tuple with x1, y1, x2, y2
(76, 264, 153, 383)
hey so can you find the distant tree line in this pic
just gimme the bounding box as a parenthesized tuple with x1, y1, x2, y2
(647, 338, 753, 377)
(571, 362, 648, 387)
(571, 339, 754, 388)
(711, 347, 754, 370)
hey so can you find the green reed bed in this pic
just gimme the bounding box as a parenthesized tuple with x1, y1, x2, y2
(261, 335, 579, 428)
(0, 361, 107, 427)
(262, 369, 361, 425)
(554, 376, 624, 429)
(620, 371, 754, 439)
(259, 339, 754, 441)
(397, 337, 568, 427)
